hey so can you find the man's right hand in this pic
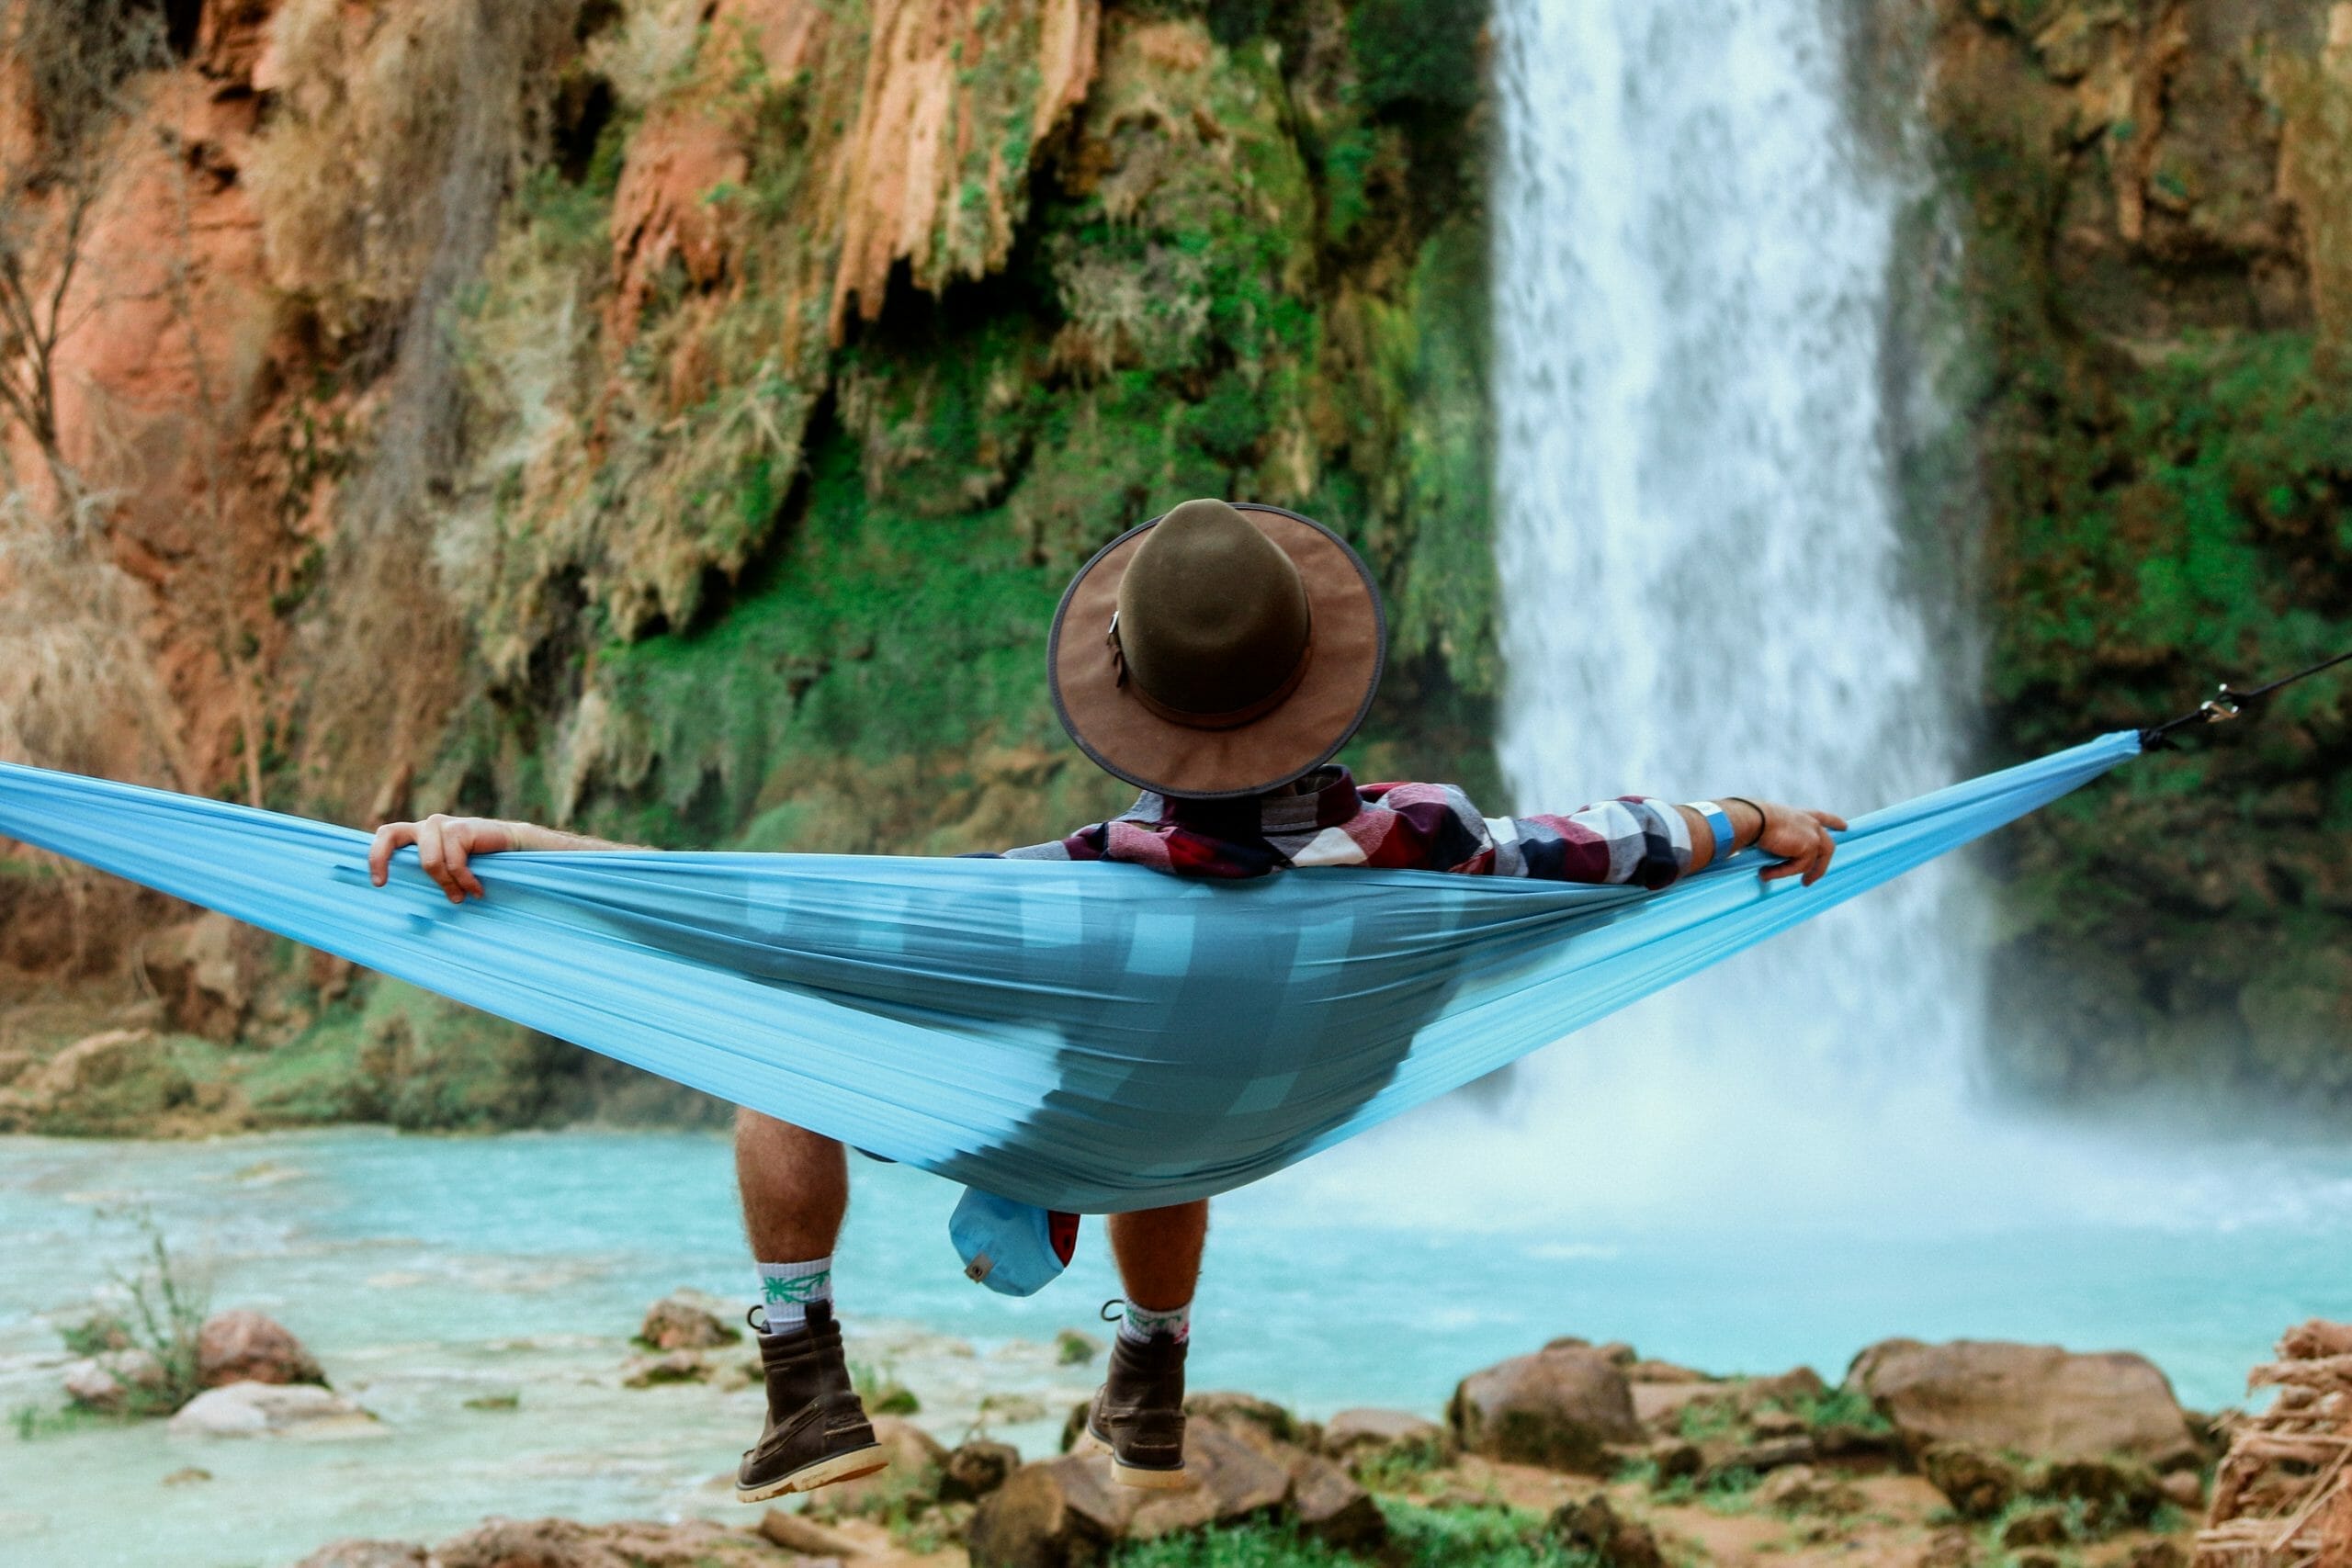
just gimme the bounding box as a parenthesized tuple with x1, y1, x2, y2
(1742, 800, 1847, 887)
(368, 815, 520, 903)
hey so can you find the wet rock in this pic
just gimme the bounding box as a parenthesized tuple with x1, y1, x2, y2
(291, 1543, 429, 1568)
(197, 1310, 325, 1388)
(620, 1349, 710, 1388)
(1055, 1327, 1103, 1364)
(1919, 1443, 2023, 1520)
(2000, 1506, 2071, 1549)
(1848, 1338, 2199, 1467)
(1321, 1407, 1448, 1467)
(1547, 1493, 1664, 1568)
(1449, 1344, 1642, 1473)
(636, 1290, 739, 1351)
(62, 1348, 167, 1413)
(167, 1382, 375, 1438)
(943, 1438, 1023, 1503)
(755, 1509, 866, 1556)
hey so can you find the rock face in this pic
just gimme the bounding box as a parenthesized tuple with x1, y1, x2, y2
(168, 1381, 374, 1438)
(1448, 1344, 1642, 1472)
(1848, 1338, 2199, 1468)
(197, 1310, 325, 1388)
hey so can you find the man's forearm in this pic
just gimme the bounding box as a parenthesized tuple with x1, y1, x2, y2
(1676, 797, 1767, 870)
(504, 822, 650, 852)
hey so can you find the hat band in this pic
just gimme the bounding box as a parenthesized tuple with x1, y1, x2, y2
(1109, 615, 1316, 732)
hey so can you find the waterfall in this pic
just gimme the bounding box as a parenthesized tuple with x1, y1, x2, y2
(1479, 0, 1986, 1215)
(1306, 0, 2008, 1224)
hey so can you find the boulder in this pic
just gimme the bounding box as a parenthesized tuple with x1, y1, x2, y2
(1284, 1450, 1385, 1550)
(1918, 1442, 2024, 1520)
(1642, 1438, 1703, 1487)
(621, 1349, 711, 1388)
(2037, 1455, 2163, 1531)
(1755, 1464, 1863, 1515)
(291, 1544, 429, 1568)
(943, 1438, 1023, 1502)
(197, 1310, 324, 1388)
(1547, 1494, 1665, 1568)
(168, 1382, 375, 1438)
(808, 1416, 947, 1518)
(1449, 1345, 1641, 1472)
(1321, 1407, 1447, 1465)
(62, 1348, 167, 1413)
(2000, 1506, 2070, 1549)
(1847, 1338, 2199, 1468)
(1702, 1434, 1816, 1483)
(433, 1517, 776, 1567)
(967, 1422, 1290, 1566)
(1737, 1366, 1827, 1413)
(1186, 1390, 1306, 1446)
(636, 1291, 739, 1351)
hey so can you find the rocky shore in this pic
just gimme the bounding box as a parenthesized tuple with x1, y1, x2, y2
(28, 1281, 2279, 1568)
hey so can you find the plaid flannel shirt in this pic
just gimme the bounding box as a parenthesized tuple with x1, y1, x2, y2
(1003, 766, 1693, 887)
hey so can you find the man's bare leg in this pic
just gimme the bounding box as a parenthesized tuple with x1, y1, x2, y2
(735, 1107, 848, 1262)
(731, 1108, 884, 1503)
(1107, 1200, 1207, 1312)
(1091, 1200, 1205, 1489)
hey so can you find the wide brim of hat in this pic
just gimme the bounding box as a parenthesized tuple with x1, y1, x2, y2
(1048, 503, 1385, 800)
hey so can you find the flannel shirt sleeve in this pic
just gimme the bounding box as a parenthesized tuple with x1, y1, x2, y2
(1000, 827, 1105, 862)
(1482, 796, 1692, 888)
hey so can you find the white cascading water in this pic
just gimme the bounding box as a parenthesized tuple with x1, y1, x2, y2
(1306, 0, 2019, 1225)
(1488, 0, 1966, 1081)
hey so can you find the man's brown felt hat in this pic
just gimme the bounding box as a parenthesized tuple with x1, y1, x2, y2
(1048, 499, 1385, 799)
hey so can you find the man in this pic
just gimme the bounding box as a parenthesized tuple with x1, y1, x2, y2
(368, 498, 1845, 1500)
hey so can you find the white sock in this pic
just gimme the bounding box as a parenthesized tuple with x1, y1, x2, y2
(1119, 1299, 1190, 1345)
(754, 1257, 833, 1336)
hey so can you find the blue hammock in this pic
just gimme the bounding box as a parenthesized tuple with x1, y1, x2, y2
(0, 731, 2140, 1289)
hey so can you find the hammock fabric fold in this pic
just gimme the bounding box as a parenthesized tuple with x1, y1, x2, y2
(0, 732, 2139, 1280)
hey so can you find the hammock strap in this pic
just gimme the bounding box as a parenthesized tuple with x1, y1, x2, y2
(2138, 648, 2352, 750)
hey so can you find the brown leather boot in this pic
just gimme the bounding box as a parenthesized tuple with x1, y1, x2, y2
(734, 1303, 888, 1503)
(1084, 1327, 1189, 1489)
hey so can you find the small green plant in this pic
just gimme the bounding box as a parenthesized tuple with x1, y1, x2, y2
(848, 1358, 920, 1416)
(1782, 1384, 1892, 1434)
(87, 1206, 212, 1416)
(1700, 1467, 1763, 1516)
(1350, 1438, 1445, 1495)
(55, 1311, 133, 1357)
(11, 1401, 114, 1440)
(1675, 1396, 1741, 1442)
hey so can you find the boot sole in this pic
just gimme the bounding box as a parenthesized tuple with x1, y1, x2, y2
(1077, 1425, 1191, 1490)
(732, 1444, 889, 1505)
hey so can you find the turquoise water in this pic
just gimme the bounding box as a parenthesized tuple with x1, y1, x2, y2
(3, 1119, 2349, 1565)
